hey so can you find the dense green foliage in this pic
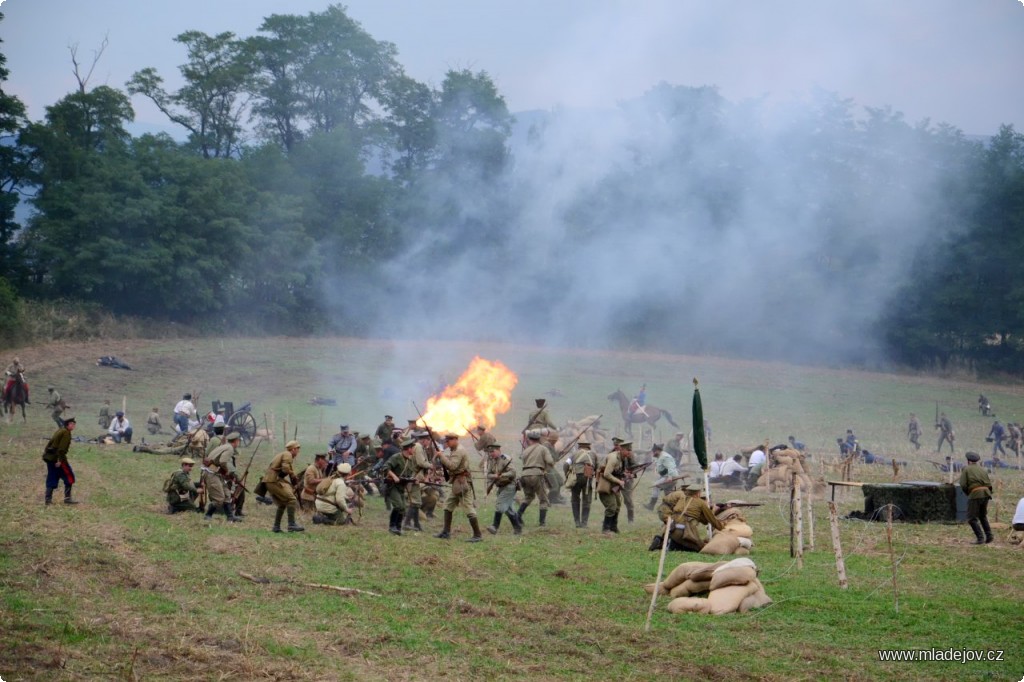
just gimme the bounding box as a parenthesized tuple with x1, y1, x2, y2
(1, 7, 1023, 374)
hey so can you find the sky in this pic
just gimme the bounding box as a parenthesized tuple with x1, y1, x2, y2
(2, 0, 1023, 136)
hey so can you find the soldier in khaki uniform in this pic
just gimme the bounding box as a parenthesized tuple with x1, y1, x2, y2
(959, 451, 993, 544)
(484, 442, 522, 535)
(516, 430, 555, 527)
(524, 398, 556, 440)
(264, 439, 304, 533)
(569, 441, 597, 528)
(300, 453, 328, 510)
(596, 440, 634, 534)
(314, 463, 353, 525)
(165, 457, 201, 513)
(384, 439, 418, 535)
(401, 431, 434, 532)
(375, 415, 395, 442)
(473, 425, 497, 457)
(146, 407, 165, 435)
(202, 432, 242, 523)
(656, 484, 725, 551)
(98, 400, 113, 430)
(435, 433, 483, 542)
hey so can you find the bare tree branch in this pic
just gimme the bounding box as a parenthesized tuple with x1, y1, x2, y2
(68, 33, 109, 94)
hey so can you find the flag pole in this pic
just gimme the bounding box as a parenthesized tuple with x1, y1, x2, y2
(692, 378, 712, 536)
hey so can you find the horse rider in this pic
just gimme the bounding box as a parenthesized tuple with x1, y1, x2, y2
(3, 356, 28, 404)
(629, 384, 648, 418)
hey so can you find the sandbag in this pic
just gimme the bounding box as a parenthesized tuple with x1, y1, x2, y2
(662, 561, 719, 590)
(643, 582, 669, 596)
(678, 578, 711, 597)
(707, 581, 760, 615)
(723, 521, 753, 538)
(734, 547, 751, 556)
(708, 566, 757, 591)
(686, 561, 727, 583)
(667, 597, 710, 614)
(738, 581, 773, 613)
(716, 508, 746, 523)
(1009, 530, 1024, 546)
(774, 455, 794, 467)
(713, 557, 756, 572)
(700, 532, 741, 556)
(736, 537, 753, 549)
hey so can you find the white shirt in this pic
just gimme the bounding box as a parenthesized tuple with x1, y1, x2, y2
(721, 459, 747, 477)
(1013, 498, 1024, 526)
(709, 459, 725, 477)
(174, 399, 196, 418)
(108, 416, 130, 435)
(748, 449, 766, 468)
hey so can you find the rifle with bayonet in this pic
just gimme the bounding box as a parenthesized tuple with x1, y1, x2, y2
(412, 401, 449, 481)
(231, 434, 265, 503)
(555, 414, 603, 459)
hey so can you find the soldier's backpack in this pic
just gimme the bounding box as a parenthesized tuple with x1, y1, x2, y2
(162, 473, 176, 493)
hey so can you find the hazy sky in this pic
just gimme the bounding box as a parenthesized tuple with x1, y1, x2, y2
(2, 0, 1022, 135)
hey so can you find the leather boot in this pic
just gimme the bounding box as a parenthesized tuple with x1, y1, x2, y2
(205, 503, 218, 521)
(627, 508, 634, 524)
(516, 502, 528, 527)
(487, 511, 502, 534)
(507, 510, 522, 535)
(581, 503, 590, 528)
(435, 510, 453, 539)
(272, 507, 285, 532)
(403, 509, 413, 529)
(981, 517, 994, 543)
(45, 487, 55, 505)
(601, 516, 611, 534)
(539, 509, 547, 527)
(410, 507, 423, 531)
(391, 511, 404, 535)
(63, 486, 79, 505)
(286, 507, 305, 532)
(467, 516, 483, 542)
(611, 511, 621, 534)
(644, 497, 658, 511)
(571, 497, 581, 527)
(225, 502, 241, 522)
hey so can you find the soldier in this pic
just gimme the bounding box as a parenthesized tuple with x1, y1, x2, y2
(987, 420, 1007, 457)
(42, 416, 78, 505)
(165, 457, 201, 514)
(202, 431, 243, 523)
(401, 431, 434, 532)
(656, 484, 725, 552)
(435, 433, 484, 542)
(788, 435, 807, 452)
(596, 439, 632, 534)
(107, 410, 133, 444)
(46, 386, 67, 428)
(1008, 422, 1022, 457)
(98, 399, 113, 430)
(173, 393, 196, 434)
(568, 440, 597, 528)
(400, 419, 419, 441)
(375, 415, 395, 442)
(907, 413, 922, 450)
(263, 440, 305, 533)
(327, 424, 356, 470)
(300, 453, 328, 510)
(959, 452, 993, 544)
(665, 432, 686, 466)
(384, 439, 418, 535)
(313, 464, 353, 525)
(619, 442, 639, 524)
(524, 399, 556, 445)
(484, 442, 522, 535)
(473, 425, 497, 456)
(936, 412, 955, 453)
(516, 430, 555, 527)
(645, 444, 679, 510)
(3, 356, 27, 404)
(146, 407, 164, 435)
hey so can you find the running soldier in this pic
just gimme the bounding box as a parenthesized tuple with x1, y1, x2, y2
(484, 442, 522, 535)
(263, 440, 304, 533)
(435, 433, 483, 542)
(936, 412, 955, 453)
(516, 430, 554, 527)
(907, 413, 921, 450)
(569, 440, 597, 528)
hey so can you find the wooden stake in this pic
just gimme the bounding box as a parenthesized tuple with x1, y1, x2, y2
(318, 406, 324, 443)
(121, 395, 127, 415)
(794, 474, 804, 569)
(885, 504, 899, 613)
(644, 516, 673, 632)
(806, 493, 816, 551)
(828, 501, 848, 589)
(789, 474, 796, 558)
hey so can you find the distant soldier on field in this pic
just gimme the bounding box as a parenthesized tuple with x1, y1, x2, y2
(666, 432, 686, 466)
(173, 393, 196, 434)
(569, 440, 597, 528)
(3, 356, 28, 404)
(484, 442, 522, 535)
(263, 440, 305, 533)
(936, 412, 955, 453)
(46, 386, 68, 428)
(516, 430, 555, 528)
(907, 413, 921, 450)
(645, 443, 679, 511)
(165, 457, 202, 514)
(987, 420, 1007, 457)
(42, 416, 78, 505)
(435, 433, 483, 542)
(978, 394, 992, 417)
(146, 407, 165, 435)
(98, 399, 113, 430)
(1008, 422, 1022, 457)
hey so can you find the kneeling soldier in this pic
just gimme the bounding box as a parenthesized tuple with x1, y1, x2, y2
(313, 463, 353, 525)
(165, 457, 202, 513)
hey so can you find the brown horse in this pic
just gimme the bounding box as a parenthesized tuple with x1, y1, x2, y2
(607, 389, 679, 437)
(3, 372, 28, 423)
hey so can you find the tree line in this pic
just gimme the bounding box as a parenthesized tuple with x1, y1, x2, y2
(0, 7, 1022, 376)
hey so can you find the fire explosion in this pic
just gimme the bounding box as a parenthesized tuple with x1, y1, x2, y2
(418, 357, 518, 434)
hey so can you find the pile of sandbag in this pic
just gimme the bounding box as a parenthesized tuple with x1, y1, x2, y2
(698, 507, 755, 556)
(555, 415, 613, 453)
(750, 447, 814, 493)
(645, 558, 773, 615)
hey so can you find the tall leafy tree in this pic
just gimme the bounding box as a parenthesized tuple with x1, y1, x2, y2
(0, 12, 29, 281)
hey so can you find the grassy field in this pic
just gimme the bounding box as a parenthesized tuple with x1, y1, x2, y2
(1, 337, 1022, 681)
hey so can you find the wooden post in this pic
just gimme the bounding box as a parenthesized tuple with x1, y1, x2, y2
(827, 501, 848, 589)
(789, 474, 796, 558)
(644, 516, 673, 631)
(318, 406, 324, 443)
(885, 504, 900, 613)
(806, 492, 816, 551)
(794, 474, 804, 569)
(121, 395, 127, 416)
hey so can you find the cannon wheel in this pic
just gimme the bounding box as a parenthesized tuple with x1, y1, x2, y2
(228, 410, 258, 446)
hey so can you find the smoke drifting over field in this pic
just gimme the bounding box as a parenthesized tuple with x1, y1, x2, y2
(334, 86, 969, 369)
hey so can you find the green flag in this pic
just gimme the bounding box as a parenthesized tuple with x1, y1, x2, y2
(692, 380, 708, 470)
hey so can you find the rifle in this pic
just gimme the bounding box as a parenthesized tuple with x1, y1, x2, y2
(650, 474, 689, 489)
(485, 456, 514, 496)
(555, 414, 603, 459)
(231, 436, 265, 503)
(412, 401, 449, 480)
(463, 425, 479, 442)
(934, 401, 939, 430)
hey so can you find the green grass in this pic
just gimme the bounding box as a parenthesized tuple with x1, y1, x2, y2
(0, 337, 1022, 680)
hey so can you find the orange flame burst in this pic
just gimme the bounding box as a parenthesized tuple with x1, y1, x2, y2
(419, 357, 518, 435)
